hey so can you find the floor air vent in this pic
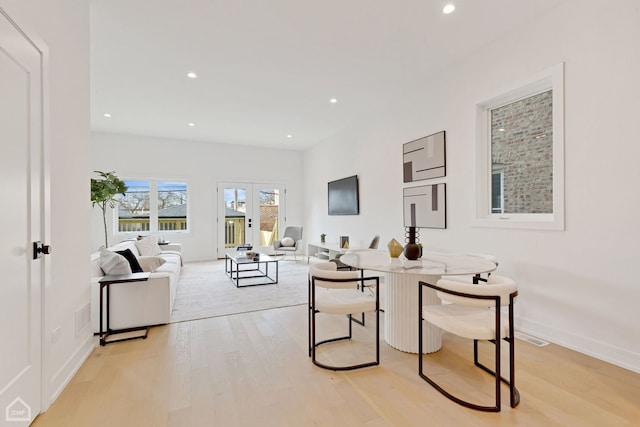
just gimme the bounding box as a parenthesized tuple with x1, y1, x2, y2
(514, 332, 549, 347)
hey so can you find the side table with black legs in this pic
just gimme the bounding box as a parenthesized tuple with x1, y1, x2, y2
(98, 272, 151, 346)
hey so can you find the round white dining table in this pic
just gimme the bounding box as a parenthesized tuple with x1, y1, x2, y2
(340, 250, 496, 354)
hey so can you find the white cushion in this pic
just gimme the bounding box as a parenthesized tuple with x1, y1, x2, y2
(422, 304, 510, 340)
(435, 276, 516, 307)
(158, 253, 181, 265)
(310, 262, 378, 314)
(135, 236, 162, 256)
(99, 248, 132, 275)
(155, 260, 179, 275)
(137, 256, 166, 272)
(280, 237, 295, 247)
(314, 288, 377, 315)
(310, 264, 360, 289)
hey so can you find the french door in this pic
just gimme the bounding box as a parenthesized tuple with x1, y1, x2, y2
(1, 8, 45, 423)
(217, 182, 286, 258)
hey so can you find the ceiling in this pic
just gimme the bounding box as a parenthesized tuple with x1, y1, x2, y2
(90, 0, 563, 150)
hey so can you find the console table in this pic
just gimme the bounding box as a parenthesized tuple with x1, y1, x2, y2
(307, 242, 355, 263)
(98, 272, 151, 345)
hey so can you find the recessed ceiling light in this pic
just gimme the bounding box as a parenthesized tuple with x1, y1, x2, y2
(187, 72, 197, 79)
(103, 113, 111, 118)
(188, 122, 195, 127)
(330, 98, 338, 104)
(287, 134, 293, 138)
(443, 4, 455, 14)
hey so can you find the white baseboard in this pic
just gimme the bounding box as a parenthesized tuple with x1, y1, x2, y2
(516, 315, 640, 374)
(44, 334, 96, 410)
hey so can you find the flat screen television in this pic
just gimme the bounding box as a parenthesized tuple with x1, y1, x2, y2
(328, 175, 359, 215)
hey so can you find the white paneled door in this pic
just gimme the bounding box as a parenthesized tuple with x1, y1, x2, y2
(0, 9, 45, 425)
(217, 182, 285, 257)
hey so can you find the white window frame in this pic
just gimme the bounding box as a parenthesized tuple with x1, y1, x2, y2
(115, 178, 190, 235)
(475, 62, 565, 231)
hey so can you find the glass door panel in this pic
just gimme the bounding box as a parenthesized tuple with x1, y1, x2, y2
(222, 186, 248, 250)
(256, 187, 280, 247)
(217, 182, 285, 258)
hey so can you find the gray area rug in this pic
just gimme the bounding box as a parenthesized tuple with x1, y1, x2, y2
(170, 258, 310, 323)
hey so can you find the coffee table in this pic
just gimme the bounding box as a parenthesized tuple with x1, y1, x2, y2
(225, 252, 278, 287)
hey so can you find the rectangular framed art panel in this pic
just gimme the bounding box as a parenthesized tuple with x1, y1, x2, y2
(403, 183, 446, 229)
(403, 131, 446, 182)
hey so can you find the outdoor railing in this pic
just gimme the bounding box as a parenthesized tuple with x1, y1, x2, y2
(119, 218, 187, 232)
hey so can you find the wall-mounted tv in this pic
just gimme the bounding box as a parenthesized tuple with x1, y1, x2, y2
(328, 175, 359, 215)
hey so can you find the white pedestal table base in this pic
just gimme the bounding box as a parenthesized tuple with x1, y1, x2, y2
(384, 272, 441, 354)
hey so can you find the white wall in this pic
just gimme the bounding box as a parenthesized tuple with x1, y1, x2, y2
(0, 0, 93, 409)
(303, 0, 640, 373)
(91, 132, 304, 261)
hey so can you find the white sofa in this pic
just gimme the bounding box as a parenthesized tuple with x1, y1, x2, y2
(90, 239, 182, 333)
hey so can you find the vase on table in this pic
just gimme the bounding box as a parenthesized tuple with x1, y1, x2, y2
(403, 226, 421, 260)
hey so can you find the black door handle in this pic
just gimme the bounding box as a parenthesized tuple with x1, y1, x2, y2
(33, 241, 52, 259)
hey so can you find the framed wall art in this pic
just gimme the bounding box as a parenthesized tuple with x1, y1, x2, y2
(403, 183, 446, 229)
(403, 131, 446, 182)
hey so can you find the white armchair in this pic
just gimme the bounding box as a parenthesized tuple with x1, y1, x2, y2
(273, 226, 303, 261)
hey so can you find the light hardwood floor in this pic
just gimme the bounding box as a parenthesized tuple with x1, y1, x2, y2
(33, 305, 640, 426)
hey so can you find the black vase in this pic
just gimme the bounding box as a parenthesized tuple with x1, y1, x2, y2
(403, 227, 421, 260)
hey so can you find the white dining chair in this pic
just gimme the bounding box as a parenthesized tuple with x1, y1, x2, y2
(418, 275, 520, 412)
(308, 262, 380, 371)
(330, 235, 382, 326)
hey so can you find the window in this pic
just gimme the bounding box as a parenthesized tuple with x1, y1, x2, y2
(117, 180, 189, 233)
(491, 169, 504, 214)
(158, 182, 188, 231)
(117, 181, 150, 232)
(475, 63, 564, 230)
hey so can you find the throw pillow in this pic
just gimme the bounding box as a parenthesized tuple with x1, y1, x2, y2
(116, 249, 144, 273)
(280, 237, 295, 247)
(99, 248, 132, 276)
(135, 235, 162, 256)
(137, 256, 166, 273)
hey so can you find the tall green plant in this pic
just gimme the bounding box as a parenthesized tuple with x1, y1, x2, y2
(91, 171, 127, 248)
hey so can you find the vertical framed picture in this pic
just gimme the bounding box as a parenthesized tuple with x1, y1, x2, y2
(403, 183, 446, 229)
(403, 131, 446, 182)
